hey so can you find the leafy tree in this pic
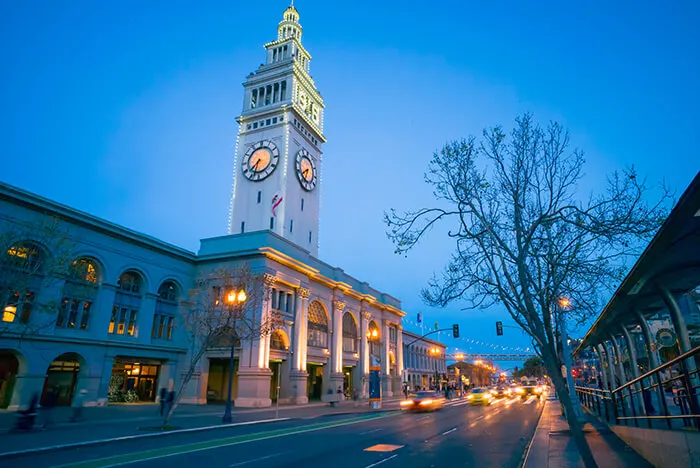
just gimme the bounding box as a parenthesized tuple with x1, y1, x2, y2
(385, 114, 669, 467)
(162, 264, 282, 427)
(514, 357, 545, 379)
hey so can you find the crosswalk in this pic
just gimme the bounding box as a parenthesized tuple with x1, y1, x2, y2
(440, 395, 542, 408)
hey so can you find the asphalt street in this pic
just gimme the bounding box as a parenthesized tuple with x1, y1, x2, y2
(1, 395, 544, 468)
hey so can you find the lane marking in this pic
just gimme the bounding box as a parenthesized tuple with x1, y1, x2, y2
(0, 418, 291, 459)
(360, 428, 384, 435)
(365, 454, 398, 468)
(441, 427, 457, 436)
(364, 444, 404, 452)
(230, 452, 284, 467)
(55, 413, 397, 468)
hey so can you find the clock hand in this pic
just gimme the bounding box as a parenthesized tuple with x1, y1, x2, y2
(253, 159, 260, 171)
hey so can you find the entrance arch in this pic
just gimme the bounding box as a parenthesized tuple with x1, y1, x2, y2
(42, 352, 84, 406)
(0, 350, 21, 408)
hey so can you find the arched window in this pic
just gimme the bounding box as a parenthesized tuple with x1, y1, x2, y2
(307, 301, 328, 348)
(6, 241, 43, 273)
(110, 270, 144, 336)
(153, 281, 178, 340)
(342, 312, 358, 353)
(57, 258, 100, 330)
(271, 330, 289, 351)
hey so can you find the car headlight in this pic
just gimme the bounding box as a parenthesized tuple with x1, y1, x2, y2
(516, 387, 524, 394)
(400, 400, 413, 406)
(467, 394, 473, 399)
(419, 399, 434, 406)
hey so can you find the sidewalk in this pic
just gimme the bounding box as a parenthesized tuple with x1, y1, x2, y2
(0, 397, 402, 456)
(525, 398, 651, 468)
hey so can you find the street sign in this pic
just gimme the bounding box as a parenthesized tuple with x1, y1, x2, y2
(655, 328, 676, 348)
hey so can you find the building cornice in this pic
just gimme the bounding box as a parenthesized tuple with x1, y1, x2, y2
(0, 181, 196, 262)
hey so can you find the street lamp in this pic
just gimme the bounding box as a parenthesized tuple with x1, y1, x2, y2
(222, 288, 246, 424)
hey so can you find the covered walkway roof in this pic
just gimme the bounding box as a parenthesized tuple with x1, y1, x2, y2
(575, 171, 700, 353)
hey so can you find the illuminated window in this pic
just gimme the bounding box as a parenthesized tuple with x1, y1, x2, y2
(69, 258, 98, 283)
(1, 291, 34, 324)
(6, 242, 43, 272)
(271, 330, 288, 350)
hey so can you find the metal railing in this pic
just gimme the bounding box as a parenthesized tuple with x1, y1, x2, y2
(576, 345, 700, 431)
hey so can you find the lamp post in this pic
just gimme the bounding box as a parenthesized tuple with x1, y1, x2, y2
(222, 288, 247, 424)
(367, 327, 381, 408)
(557, 296, 582, 419)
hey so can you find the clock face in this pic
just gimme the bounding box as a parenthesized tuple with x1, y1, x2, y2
(242, 140, 280, 182)
(295, 149, 317, 191)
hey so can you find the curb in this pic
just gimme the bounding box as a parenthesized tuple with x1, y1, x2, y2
(0, 417, 291, 459)
(519, 397, 549, 468)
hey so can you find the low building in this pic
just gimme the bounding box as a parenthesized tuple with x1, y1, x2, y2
(447, 362, 492, 388)
(401, 329, 446, 391)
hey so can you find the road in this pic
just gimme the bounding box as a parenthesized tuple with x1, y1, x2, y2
(1, 395, 545, 468)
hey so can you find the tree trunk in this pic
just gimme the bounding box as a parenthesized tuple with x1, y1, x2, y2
(162, 364, 195, 427)
(542, 347, 598, 468)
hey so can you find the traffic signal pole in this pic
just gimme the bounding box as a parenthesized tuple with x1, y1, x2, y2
(405, 325, 459, 347)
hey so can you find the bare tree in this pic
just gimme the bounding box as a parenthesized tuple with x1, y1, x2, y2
(0, 217, 75, 338)
(384, 114, 670, 467)
(162, 264, 282, 427)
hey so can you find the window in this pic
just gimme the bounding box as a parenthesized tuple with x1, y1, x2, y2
(265, 85, 272, 105)
(56, 298, 91, 330)
(109, 306, 137, 336)
(342, 312, 358, 352)
(257, 191, 262, 203)
(110, 271, 143, 336)
(270, 217, 275, 230)
(307, 301, 328, 348)
(247, 124, 251, 130)
(6, 242, 43, 273)
(117, 272, 141, 294)
(272, 117, 277, 124)
(279, 115, 284, 121)
(251, 89, 257, 109)
(301, 198, 304, 211)
(2, 290, 34, 324)
(270, 330, 288, 350)
(253, 122, 258, 129)
(280, 81, 287, 100)
(153, 281, 178, 340)
(273, 83, 280, 103)
(59, 258, 99, 330)
(389, 325, 397, 344)
(266, 119, 271, 126)
(240, 221, 245, 233)
(309, 231, 312, 243)
(290, 219, 294, 233)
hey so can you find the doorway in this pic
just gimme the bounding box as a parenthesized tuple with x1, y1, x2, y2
(42, 353, 81, 406)
(306, 363, 324, 400)
(0, 351, 19, 408)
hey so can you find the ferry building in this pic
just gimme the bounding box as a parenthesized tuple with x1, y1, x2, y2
(0, 3, 406, 409)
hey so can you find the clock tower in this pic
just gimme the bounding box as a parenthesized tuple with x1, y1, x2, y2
(228, 2, 325, 257)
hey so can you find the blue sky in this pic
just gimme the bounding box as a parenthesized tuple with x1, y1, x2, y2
(2, 1, 699, 368)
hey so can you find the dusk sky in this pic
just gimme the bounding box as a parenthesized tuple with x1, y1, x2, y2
(2, 1, 699, 368)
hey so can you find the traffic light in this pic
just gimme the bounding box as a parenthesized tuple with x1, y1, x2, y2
(452, 323, 459, 338)
(496, 321, 503, 336)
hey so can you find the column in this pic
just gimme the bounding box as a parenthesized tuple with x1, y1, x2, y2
(619, 325, 645, 415)
(289, 287, 309, 404)
(329, 299, 345, 393)
(397, 325, 404, 385)
(234, 275, 274, 408)
(332, 300, 345, 374)
(660, 287, 700, 408)
(635, 310, 665, 415)
(594, 344, 609, 391)
(603, 341, 617, 389)
(608, 334, 627, 386)
(381, 319, 392, 396)
(360, 307, 370, 398)
(96, 355, 115, 406)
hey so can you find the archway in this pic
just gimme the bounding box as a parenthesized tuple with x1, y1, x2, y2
(0, 350, 20, 408)
(42, 352, 83, 406)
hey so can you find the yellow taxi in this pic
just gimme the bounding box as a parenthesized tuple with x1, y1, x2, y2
(467, 387, 493, 406)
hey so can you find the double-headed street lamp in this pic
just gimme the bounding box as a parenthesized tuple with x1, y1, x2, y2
(222, 288, 247, 424)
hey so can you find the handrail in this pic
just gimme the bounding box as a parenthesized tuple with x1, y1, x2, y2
(614, 344, 700, 393)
